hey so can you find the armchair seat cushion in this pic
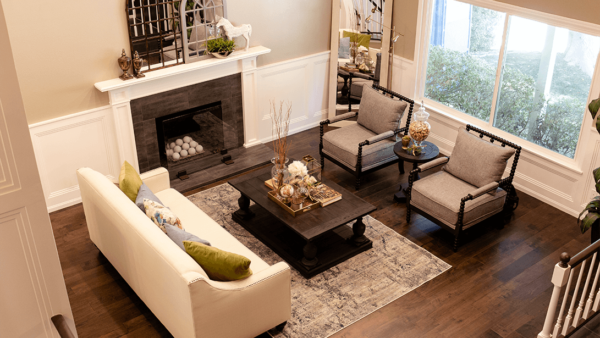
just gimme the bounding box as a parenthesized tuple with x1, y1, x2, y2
(411, 171, 506, 228)
(322, 123, 396, 169)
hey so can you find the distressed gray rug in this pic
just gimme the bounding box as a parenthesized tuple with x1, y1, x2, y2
(187, 184, 451, 338)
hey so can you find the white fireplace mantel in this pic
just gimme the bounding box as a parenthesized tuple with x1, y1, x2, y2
(94, 46, 271, 173)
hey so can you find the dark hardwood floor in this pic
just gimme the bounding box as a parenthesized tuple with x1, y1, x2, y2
(50, 125, 594, 338)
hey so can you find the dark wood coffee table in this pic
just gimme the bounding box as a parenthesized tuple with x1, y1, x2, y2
(229, 166, 376, 278)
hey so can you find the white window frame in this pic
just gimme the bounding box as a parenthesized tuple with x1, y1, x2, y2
(414, 0, 600, 173)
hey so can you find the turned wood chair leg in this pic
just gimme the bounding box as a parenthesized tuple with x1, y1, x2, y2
(406, 203, 411, 223)
(355, 177, 361, 190)
(453, 226, 462, 252)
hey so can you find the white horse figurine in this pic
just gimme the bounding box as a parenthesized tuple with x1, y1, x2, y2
(216, 16, 252, 52)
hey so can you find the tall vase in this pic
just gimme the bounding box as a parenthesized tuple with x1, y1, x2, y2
(271, 157, 290, 197)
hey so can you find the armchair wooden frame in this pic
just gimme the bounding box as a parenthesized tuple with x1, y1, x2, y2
(319, 84, 415, 190)
(405, 124, 522, 252)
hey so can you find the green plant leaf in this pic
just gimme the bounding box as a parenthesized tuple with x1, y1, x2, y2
(590, 97, 600, 120)
(594, 167, 600, 194)
(580, 212, 600, 234)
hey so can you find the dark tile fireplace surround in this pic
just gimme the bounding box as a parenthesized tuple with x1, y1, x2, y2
(131, 73, 271, 192)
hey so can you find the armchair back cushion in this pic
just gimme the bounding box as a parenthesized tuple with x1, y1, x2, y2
(444, 127, 515, 188)
(357, 85, 407, 135)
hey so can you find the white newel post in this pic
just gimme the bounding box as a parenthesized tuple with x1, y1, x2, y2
(539, 260, 571, 338)
(94, 46, 271, 173)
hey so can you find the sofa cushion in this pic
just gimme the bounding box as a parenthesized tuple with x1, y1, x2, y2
(444, 127, 515, 188)
(119, 161, 143, 202)
(165, 223, 211, 251)
(411, 171, 506, 228)
(357, 85, 407, 135)
(322, 123, 396, 169)
(144, 199, 184, 234)
(135, 183, 163, 213)
(155, 188, 270, 273)
(343, 30, 371, 48)
(184, 241, 253, 281)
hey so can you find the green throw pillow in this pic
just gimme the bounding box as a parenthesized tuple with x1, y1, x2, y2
(184, 241, 253, 281)
(119, 161, 143, 202)
(343, 31, 371, 49)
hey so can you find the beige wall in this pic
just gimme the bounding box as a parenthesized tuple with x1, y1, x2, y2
(2, 0, 331, 125)
(392, 0, 600, 61)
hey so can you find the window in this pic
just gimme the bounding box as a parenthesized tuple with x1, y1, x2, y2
(424, 0, 600, 158)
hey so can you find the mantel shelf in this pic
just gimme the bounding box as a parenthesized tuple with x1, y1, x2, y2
(94, 46, 271, 93)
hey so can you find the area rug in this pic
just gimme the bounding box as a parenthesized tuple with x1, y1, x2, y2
(187, 184, 451, 338)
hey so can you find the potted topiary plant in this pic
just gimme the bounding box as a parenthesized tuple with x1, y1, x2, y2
(579, 97, 600, 243)
(205, 38, 235, 59)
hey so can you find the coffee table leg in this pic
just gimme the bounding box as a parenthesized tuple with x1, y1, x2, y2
(233, 194, 254, 220)
(302, 241, 318, 268)
(351, 217, 368, 246)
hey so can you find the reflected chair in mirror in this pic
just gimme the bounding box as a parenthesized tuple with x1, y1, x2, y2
(338, 53, 382, 102)
(406, 125, 521, 252)
(320, 84, 414, 190)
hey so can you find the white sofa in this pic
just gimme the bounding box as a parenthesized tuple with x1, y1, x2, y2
(76, 167, 291, 338)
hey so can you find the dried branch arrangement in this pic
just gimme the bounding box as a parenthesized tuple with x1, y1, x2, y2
(271, 101, 292, 191)
(271, 100, 292, 163)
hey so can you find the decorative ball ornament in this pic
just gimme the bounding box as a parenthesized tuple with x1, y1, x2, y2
(180, 150, 188, 156)
(182, 143, 190, 150)
(174, 146, 182, 153)
(183, 136, 192, 143)
(172, 153, 180, 160)
(176, 139, 183, 146)
(166, 149, 173, 157)
(190, 141, 198, 148)
(195, 145, 203, 153)
(188, 148, 196, 155)
(169, 142, 176, 149)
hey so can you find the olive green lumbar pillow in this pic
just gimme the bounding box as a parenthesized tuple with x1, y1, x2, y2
(184, 241, 253, 281)
(343, 30, 371, 49)
(118, 161, 143, 202)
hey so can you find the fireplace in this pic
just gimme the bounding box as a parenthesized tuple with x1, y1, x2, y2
(130, 73, 271, 191)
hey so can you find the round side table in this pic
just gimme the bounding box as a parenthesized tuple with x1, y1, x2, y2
(393, 140, 440, 202)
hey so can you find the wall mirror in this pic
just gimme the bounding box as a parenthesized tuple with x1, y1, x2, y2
(126, 0, 227, 72)
(328, 0, 394, 118)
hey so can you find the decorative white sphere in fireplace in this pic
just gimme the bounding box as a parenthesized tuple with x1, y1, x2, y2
(180, 150, 188, 156)
(196, 145, 203, 153)
(174, 146, 182, 153)
(166, 149, 173, 157)
(182, 143, 190, 150)
(176, 139, 183, 146)
(183, 136, 192, 143)
(188, 148, 196, 155)
(190, 141, 198, 148)
(172, 153, 180, 160)
(169, 142, 176, 149)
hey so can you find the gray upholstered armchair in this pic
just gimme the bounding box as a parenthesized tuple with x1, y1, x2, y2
(320, 84, 414, 189)
(406, 125, 521, 252)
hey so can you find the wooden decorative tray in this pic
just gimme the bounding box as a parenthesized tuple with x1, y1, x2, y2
(267, 190, 320, 217)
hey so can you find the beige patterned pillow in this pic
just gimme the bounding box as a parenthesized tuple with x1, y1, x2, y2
(143, 199, 184, 233)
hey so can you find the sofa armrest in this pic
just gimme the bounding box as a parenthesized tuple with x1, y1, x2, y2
(189, 262, 291, 337)
(140, 167, 170, 193)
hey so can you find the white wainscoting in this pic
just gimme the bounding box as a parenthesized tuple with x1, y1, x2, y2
(390, 54, 595, 218)
(30, 51, 331, 212)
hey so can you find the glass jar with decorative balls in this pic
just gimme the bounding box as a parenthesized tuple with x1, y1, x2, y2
(271, 157, 290, 198)
(409, 101, 431, 148)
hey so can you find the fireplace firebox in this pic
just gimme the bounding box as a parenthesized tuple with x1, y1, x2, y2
(156, 101, 233, 179)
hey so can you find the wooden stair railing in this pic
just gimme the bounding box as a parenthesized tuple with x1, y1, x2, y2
(539, 239, 600, 338)
(51, 315, 75, 338)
